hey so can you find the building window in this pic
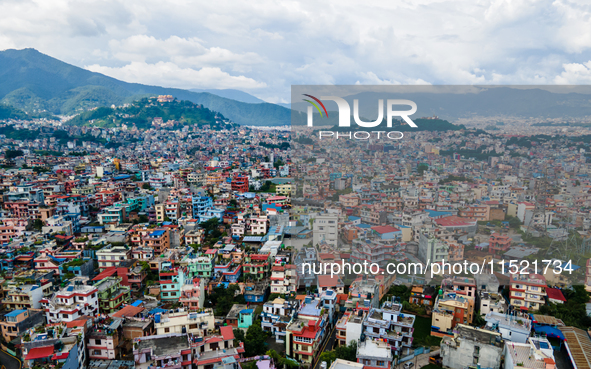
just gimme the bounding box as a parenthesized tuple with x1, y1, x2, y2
(165, 328, 170, 333)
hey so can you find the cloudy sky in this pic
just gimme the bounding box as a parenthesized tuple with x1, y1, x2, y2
(2, 0, 591, 103)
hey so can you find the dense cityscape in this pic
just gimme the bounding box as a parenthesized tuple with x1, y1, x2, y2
(0, 92, 589, 369)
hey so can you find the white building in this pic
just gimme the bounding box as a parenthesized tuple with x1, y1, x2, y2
(41, 284, 98, 323)
(313, 213, 339, 247)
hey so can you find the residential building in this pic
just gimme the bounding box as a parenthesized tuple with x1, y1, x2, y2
(503, 337, 556, 369)
(153, 309, 215, 336)
(356, 338, 394, 369)
(94, 277, 131, 314)
(363, 301, 415, 353)
(313, 213, 339, 247)
(0, 308, 44, 343)
(509, 274, 547, 311)
(2, 284, 44, 310)
(484, 311, 532, 344)
(133, 333, 192, 369)
(489, 233, 512, 255)
(285, 296, 329, 366)
(440, 324, 503, 369)
(261, 298, 299, 342)
(41, 284, 99, 323)
(96, 244, 132, 270)
(431, 291, 473, 336)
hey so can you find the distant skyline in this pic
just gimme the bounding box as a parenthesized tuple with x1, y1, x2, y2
(2, 0, 591, 104)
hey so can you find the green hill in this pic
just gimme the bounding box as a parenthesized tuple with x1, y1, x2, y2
(66, 97, 235, 129)
(0, 48, 290, 126)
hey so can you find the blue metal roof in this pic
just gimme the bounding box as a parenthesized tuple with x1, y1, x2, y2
(131, 300, 143, 307)
(533, 325, 565, 340)
(148, 308, 167, 315)
(151, 230, 165, 236)
(5, 309, 26, 317)
(240, 309, 253, 314)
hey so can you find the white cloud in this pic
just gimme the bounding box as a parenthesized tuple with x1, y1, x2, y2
(554, 61, 591, 84)
(85, 61, 267, 90)
(1, 0, 591, 102)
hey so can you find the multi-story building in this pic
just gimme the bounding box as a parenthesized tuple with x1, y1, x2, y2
(313, 213, 339, 247)
(88, 321, 122, 360)
(285, 296, 329, 366)
(336, 310, 366, 347)
(509, 274, 547, 311)
(431, 291, 473, 336)
(95, 277, 131, 314)
(185, 228, 205, 246)
(270, 265, 299, 294)
(243, 252, 271, 280)
(159, 264, 190, 302)
(458, 205, 490, 221)
(2, 284, 44, 310)
(96, 244, 132, 270)
(409, 285, 436, 306)
(185, 253, 215, 279)
(479, 292, 507, 316)
(356, 338, 394, 369)
(276, 183, 294, 197)
(363, 301, 415, 353)
(41, 284, 98, 323)
(485, 311, 531, 343)
(231, 175, 249, 193)
(0, 308, 44, 343)
(134, 333, 192, 369)
(144, 228, 171, 255)
(192, 326, 245, 369)
(503, 336, 556, 369)
(179, 278, 205, 311)
(260, 298, 299, 342)
(22, 322, 87, 369)
(488, 233, 512, 255)
(294, 246, 317, 288)
(441, 324, 503, 369)
(418, 234, 449, 264)
(153, 309, 215, 336)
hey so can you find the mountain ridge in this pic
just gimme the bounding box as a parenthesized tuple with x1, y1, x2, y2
(0, 48, 291, 126)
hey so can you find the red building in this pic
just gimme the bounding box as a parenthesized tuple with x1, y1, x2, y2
(231, 175, 249, 193)
(489, 233, 512, 254)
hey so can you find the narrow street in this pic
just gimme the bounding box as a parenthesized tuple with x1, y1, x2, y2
(312, 324, 337, 369)
(0, 349, 21, 369)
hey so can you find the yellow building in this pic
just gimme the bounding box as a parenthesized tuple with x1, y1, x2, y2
(276, 183, 294, 197)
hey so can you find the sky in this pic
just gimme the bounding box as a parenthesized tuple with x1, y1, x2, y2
(2, 0, 591, 104)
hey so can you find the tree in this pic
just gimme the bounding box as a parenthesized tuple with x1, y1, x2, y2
(319, 341, 357, 367)
(233, 328, 245, 346)
(204, 285, 245, 316)
(505, 215, 522, 229)
(244, 320, 267, 357)
(138, 214, 149, 223)
(417, 163, 428, 176)
(5, 149, 23, 159)
(142, 183, 151, 189)
(32, 219, 43, 232)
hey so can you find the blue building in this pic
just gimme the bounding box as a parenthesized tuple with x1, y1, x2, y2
(192, 195, 213, 219)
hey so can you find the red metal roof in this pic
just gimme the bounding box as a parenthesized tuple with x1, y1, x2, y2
(546, 287, 566, 302)
(92, 267, 117, 281)
(26, 346, 54, 360)
(220, 325, 234, 341)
